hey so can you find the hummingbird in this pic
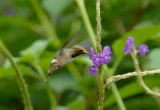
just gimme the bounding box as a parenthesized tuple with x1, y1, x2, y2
(45, 34, 91, 82)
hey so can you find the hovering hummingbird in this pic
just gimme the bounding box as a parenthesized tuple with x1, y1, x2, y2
(45, 34, 91, 82)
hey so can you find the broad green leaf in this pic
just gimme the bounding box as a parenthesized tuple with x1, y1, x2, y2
(133, 20, 154, 30)
(149, 48, 160, 69)
(43, 0, 74, 17)
(4, 57, 20, 68)
(0, 65, 39, 79)
(49, 74, 79, 94)
(20, 39, 49, 62)
(20, 39, 49, 57)
(104, 76, 160, 107)
(67, 95, 85, 110)
(113, 25, 160, 58)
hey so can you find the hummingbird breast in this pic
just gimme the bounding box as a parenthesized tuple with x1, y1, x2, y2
(56, 49, 73, 67)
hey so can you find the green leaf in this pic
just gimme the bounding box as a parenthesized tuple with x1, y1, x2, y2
(149, 48, 160, 69)
(49, 74, 79, 94)
(113, 25, 160, 58)
(4, 57, 20, 68)
(20, 39, 49, 62)
(104, 76, 160, 107)
(43, 0, 74, 17)
(0, 65, 39, 79)
(67, 95, 85, 110)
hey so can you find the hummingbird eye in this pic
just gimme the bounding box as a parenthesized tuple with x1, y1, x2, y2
(79, 50, 83, 54)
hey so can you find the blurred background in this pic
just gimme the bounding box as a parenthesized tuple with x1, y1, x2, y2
(1, 0, 160, 110)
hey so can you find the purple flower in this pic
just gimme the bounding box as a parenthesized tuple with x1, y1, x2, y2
(103, 46, 112, 55)
(101, 53, 111, 65)
(123, 36, 134, 54)
(93, 53, 102, 66)
(88, 65, 98, 76)
(89, 46, 112, 76)
(139, 44, 149, 56)
(90, 47, 95, 60)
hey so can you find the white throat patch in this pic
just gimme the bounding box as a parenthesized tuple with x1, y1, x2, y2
(51, 59, 57, 63)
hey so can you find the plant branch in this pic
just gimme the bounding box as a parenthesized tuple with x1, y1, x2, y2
(0, 40, 33, 110)
(95, 0, 104, 110)
(105, 69, 160, 88)
(131, 47, 160, 98)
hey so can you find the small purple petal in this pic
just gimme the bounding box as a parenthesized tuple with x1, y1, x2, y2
(90, 47, 95, 60)
(93, 54, 102, 66)
(103, 46, 112, 55)
(88, 65, 98, 76)
(101, 53, 111, 65)
(139, 44, 149, 56)
(123, 36, 134, 54)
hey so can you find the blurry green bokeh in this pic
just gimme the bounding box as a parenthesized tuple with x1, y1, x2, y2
(1, 0, 160, 110)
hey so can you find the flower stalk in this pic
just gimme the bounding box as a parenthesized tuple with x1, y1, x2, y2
(96, 0, 104, 109)
(131, 47, 160, 98)
(0, 40, 33, 110)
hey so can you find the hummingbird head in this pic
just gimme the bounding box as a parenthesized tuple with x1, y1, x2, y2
(71, 46, 88, 58)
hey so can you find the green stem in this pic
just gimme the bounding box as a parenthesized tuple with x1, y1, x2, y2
(30, 0, 60, 48)
(33, 64, 57, 110)
(97, 65, 104, 110)
(76, 0, 96, 49)
(95, 0, 104, 110)
(0, 40, 33, 110)
(109, 57, 123, 77)
(103, 62, 126, 110)
(108, 58, 126, 110)
(131, 47, 160, 98)
(111, 84, 126, 110)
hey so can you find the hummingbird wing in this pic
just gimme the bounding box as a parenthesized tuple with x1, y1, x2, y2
(78, 39, 91, 50)
(57, 32, 81, 56)
(62, 32, 81, 49)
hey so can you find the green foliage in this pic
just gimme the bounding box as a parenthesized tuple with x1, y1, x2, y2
(113, 25, 160, 58)
(43, 0, 74, 18)
(67, 95, 85, 110)
(1, 0, 160, 110)
(149, 48, 160, 69)
(104, 76, 160, 107)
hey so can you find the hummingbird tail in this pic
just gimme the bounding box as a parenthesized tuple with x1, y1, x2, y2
(45, 72, 51, 82)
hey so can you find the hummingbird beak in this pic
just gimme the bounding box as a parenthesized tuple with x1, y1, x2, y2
(83, 49, 88, 54)
(45, 63, 55, 82)
(45, 73, 51, 82)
